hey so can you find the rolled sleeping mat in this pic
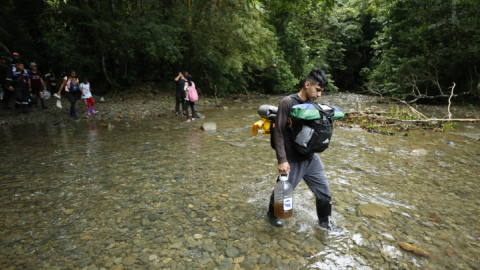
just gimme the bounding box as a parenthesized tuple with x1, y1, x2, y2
(257, 105, 278, 120)
(330, 105, 345, 120)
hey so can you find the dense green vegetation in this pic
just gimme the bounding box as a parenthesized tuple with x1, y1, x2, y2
(1, 0, 479, 102)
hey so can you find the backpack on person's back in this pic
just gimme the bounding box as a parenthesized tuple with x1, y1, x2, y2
(270, 94, 343, 155)
(187, 82, 198, 102)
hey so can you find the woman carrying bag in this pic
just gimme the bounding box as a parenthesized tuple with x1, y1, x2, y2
(57, 69, 83, 118)
(184, 74, 198, 122)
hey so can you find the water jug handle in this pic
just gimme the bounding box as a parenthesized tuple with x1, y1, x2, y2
(279, 173, 289, 181)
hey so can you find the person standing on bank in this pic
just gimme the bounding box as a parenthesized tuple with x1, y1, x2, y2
(174, 72, 187, 117)
(28, 62, 48, 109)
(268, 68, 343, 232)
(4, 61, 30, 114)
(44, 69, 57, 94)
(57, 69, 83, 118)
(0, 56, 13, 109)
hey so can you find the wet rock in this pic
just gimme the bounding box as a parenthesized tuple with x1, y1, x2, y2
(445, 247, 455, 257)
(202, 243, 216, 253)
(171, 242, 182, 249)
(229, 142, 246, 148)
(279, 240, 291, 249)
(195, 112, 205, 119)
(225, 247, 240, 258)
(65, 209, 75, 215)
(201, 122, 216, 131)
(257, 233, 270, 244)
(271, 257, 281, 267)
(357, 203, 392, 218)
(141, 218, 151, 226)
(233, 256, 244, 264)
(148, 212, 161, 222)
(289, 260, 299, 269)
(111, 264, 124, 270)
(411, 149, 428, 156)
(218, 262, 233, 270)
(122, 256, 136, 266)
(75, 257, 92, 268)
(308, 238, 324, 251)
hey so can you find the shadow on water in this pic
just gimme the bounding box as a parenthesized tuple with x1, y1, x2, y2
(0, 93, 479, 269)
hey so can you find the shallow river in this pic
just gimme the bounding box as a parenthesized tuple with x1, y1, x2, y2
(1, 93, 479, 270)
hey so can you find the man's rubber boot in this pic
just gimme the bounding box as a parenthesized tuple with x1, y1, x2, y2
(267, 193, 284, 227)
(41, 98, 48, 109)
(316, 199, 343, 233)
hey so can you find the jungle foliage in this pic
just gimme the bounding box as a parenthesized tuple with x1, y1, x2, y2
(0, 0, 479, 102)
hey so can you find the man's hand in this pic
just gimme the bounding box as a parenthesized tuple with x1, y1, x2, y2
(9, 86, 14, 91)
(278, 162, 290, 174)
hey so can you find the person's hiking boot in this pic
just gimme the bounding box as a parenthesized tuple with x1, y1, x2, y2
(185, 119, 191, 122)
(319, 216, 343, 233)
(267, 211, 284, 227)
(192, 118, 196, 121)
(175, 112, 179, 117)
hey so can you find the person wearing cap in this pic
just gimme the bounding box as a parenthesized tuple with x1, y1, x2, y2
(4, 61, 30, 114)
(28, 62, 48, 109)
(0, 56, 13, 109)
(10, 52, 20, 68)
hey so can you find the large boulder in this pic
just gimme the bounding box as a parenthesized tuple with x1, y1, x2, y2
(357, 203, 391, 218)
(201, 122, 216, 131)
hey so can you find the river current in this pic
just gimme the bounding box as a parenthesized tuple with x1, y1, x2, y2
(1, 93, 479, 270)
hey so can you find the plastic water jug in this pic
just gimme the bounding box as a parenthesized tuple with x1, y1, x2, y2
(274, 174, 293, 219)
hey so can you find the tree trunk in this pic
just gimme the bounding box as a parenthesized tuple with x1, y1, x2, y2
(102, 55, 116, 93)
(110, 0, 116, 19)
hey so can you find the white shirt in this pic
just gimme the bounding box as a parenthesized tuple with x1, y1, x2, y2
(80, 83, 92, 98)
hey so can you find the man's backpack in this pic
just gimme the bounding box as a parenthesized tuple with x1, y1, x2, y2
(271, 94, 335, 155)
(187, 82, 198, 102)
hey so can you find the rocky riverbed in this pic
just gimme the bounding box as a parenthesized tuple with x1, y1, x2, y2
(1, 92, 479, 269)
(0, 92, 234, 126)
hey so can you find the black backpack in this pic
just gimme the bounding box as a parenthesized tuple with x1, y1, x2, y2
(271, 94, 334, 155)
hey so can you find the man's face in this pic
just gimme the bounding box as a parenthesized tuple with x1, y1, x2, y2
(18, 63, 24, 71)
(0, 59, 5, 66)
(14, 55, 19, 60)
(305, 81, 324, 101)
(31, 66, 37, 71)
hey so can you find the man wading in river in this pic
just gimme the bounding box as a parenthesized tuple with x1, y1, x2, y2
(268, 68, 343, 233)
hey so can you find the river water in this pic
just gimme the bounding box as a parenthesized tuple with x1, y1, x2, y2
(1, 93, 479, 270)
